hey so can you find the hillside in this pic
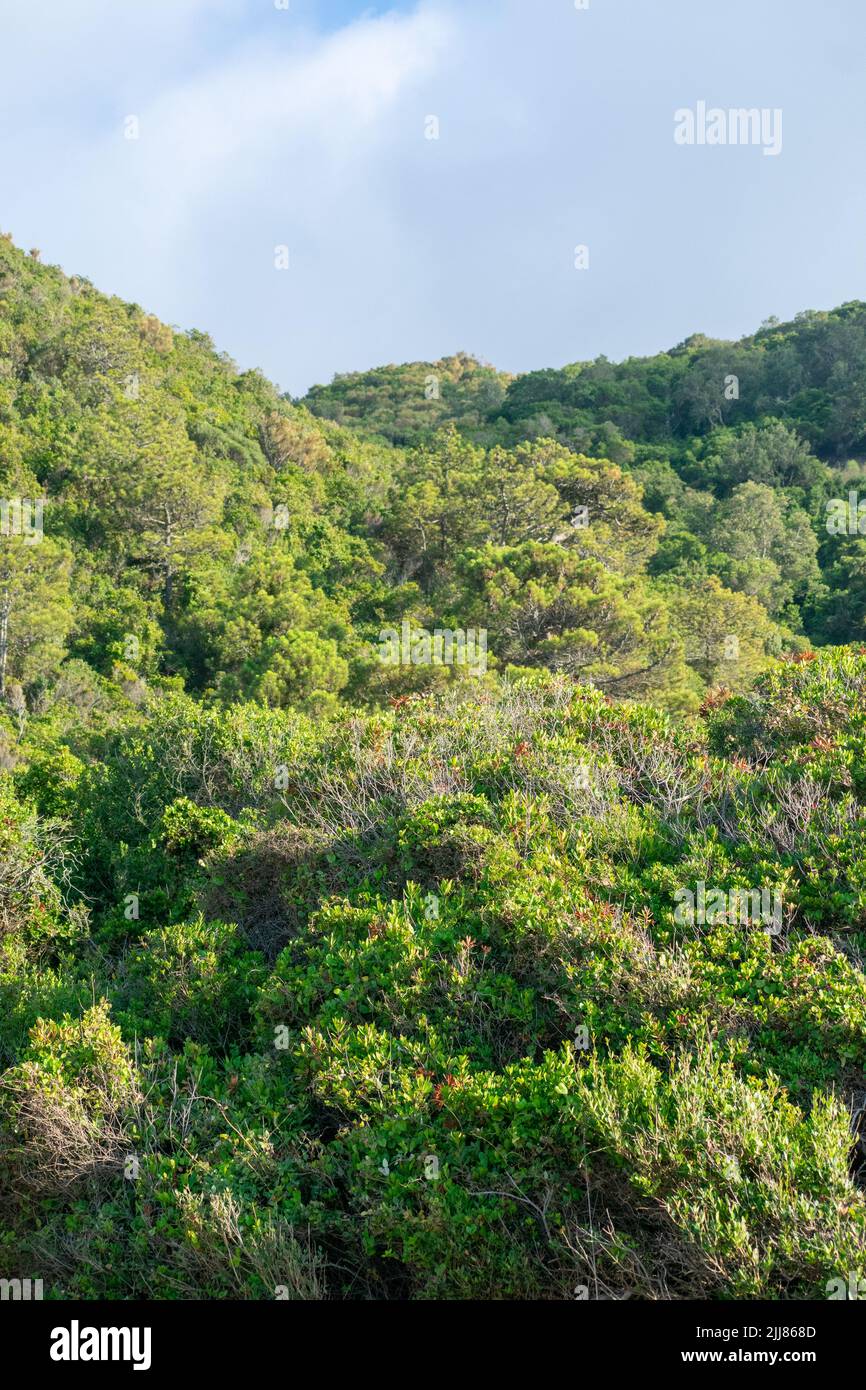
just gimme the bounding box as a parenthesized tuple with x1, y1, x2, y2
(302, 303, 866, 460)
(3, 235, 866, 720)
(304, 352, 512, 446)
(1, 236, 866, 1300)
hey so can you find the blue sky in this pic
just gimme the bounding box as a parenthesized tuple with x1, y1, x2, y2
(1, 0, 865, 395)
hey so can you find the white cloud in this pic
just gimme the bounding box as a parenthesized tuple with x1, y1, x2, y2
(0, 2, 458, 388)
(1, 0, 864, 393)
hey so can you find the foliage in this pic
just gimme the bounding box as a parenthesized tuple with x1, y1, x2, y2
(2, 656, 866, 1299)
(1, 234, 865, 1301)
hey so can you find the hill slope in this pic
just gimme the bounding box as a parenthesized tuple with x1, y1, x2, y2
(302, 302, 866, 460)
(1, 237, 866, 1301)
(4, 234, 866, 720)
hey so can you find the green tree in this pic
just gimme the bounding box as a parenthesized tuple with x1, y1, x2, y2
(0, 535, 73, 696)
(461, 541, 686, 699)
(699, 421, 824, 494)
(666, 575, 783, 690)
(707, 481, 821, 620)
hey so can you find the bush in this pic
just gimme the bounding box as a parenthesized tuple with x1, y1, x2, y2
(113, 917, 265, 1048)
(2, 655, 866, 1299)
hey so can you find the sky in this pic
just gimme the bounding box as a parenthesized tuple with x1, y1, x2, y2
(1, 0, 865, 396)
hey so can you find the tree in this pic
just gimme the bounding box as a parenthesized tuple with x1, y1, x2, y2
(0, 535, 73, 696)
(382, 426, 487, 588)
(179, 542, 355, 702)
(476, 442, 566, 545)
(459, 541, 687, 699)
(706, 481, 821, 620)
(68, 398, 225, 608)
(666, 575, 783, 691)
(700, 421, 824, 494)
(261, 409, 332, 473)
(251, 630, 349, 713)
(536, 444, 665, 573)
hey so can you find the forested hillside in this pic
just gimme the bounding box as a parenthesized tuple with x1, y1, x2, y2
(2, 233, 865, 714)
(2, 235, 866, 1301)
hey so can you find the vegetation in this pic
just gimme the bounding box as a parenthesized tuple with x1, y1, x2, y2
(1, 234, 865, 1300)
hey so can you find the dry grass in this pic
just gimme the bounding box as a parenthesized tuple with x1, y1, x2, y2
(169, 1189, 329, 1300)
(0, 1063, 133, 1200)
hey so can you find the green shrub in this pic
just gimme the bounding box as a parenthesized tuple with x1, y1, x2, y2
(114, 916, 265, 1049)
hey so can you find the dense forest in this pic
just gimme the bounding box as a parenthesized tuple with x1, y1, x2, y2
(2, 233, 866, 1300)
